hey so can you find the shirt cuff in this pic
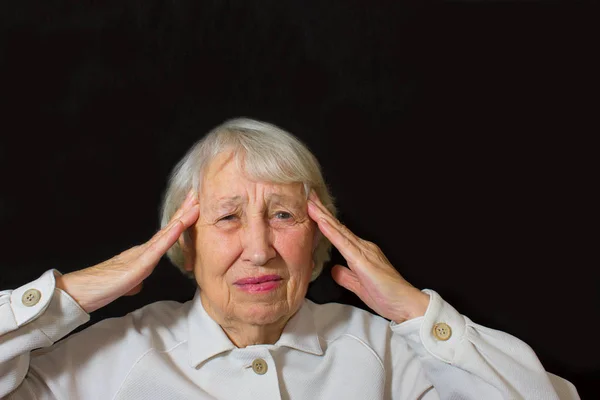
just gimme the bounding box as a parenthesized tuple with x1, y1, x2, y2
(9, 269, 90, 342)
(10, 269, 59, 327)
(390, 289, 467, 364)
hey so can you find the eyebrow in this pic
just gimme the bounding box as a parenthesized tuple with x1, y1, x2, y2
(211, 196, 243, 211)
(210, 193, 304, 211)
(267, 194, 304, 208)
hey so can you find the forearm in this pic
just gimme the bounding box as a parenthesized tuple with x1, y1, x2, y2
(0, 270, 89, 398)
(392, 289, 567, 400)
(391, 290, 430, 323)
(55, 270, 114, 313)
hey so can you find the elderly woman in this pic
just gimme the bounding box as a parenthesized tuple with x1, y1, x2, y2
(1, 118, 579, 399)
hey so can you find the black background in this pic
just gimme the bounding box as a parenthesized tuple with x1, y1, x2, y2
(1, 1, 597, 398)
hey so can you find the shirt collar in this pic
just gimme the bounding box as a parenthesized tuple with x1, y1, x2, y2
(186, 290, 323, 368)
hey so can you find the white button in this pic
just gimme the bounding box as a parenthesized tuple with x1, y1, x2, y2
(252, 358, 268, 375)
(433, 322, 452, 341)
(22, 289, 42, 307)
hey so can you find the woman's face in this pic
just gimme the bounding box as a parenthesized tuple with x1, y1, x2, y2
(185, 151, 317, 327)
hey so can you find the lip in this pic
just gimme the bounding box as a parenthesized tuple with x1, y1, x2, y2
(233, 275, 283, 293)
(234, 275, 282, 285)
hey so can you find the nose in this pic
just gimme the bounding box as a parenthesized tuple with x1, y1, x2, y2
(241, 218, 276, 266)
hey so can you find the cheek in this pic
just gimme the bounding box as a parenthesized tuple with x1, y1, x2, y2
(194, 230, 242, 278)
(273, 227, 314, 273)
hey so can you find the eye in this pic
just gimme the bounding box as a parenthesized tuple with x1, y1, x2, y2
(218, 214, 238, 222)
(274, 211, 292, 220)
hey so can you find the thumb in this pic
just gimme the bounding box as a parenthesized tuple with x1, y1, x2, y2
(331, 265, 362, 295)
(124, 282, 143, 296)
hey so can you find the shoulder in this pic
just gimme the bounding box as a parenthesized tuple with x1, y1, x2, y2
(123, 298, 191, 344)
(34, 298, 192, 361)
(27, 298, 194, 398)
(305, 299, 391, 348)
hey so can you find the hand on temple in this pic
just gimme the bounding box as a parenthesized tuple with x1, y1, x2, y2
(308, 190, 429, 324)
(56, 191, 200, 313)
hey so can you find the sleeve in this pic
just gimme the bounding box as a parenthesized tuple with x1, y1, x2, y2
(390, 289, 581, 400)
(0, 270, 90, 399)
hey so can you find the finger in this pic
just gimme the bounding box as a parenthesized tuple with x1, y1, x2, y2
(315, 216, 365, 265)
(178, 203, 200, 229)
(170, 190, 198, 221)
(307, 199, 364, 265)
(307, 189, 336, 219)
(149, 199, 200, 246)
(160, 204, 200, 241)
(307, 191, 362, 247)
(147, 217, 180, 246)
(140, 220, 185, 267)
(160, 192, 197, 238)
(331, 264, 363, 296)
(144, 205, 199, 257)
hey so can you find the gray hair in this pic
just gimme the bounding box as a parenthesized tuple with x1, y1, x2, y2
(160, 117, 336, 281)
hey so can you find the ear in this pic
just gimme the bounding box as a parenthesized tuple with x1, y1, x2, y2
(312, 229, 320, 253)
(311, 230, 320, 272)
(179, 233, 196, 272)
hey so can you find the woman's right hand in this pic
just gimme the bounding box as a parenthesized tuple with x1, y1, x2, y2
(55, 191, 200, 313)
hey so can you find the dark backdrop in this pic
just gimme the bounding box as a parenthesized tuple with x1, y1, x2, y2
(1, 1, 597, 398)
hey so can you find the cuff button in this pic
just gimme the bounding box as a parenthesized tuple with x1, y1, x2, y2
(22, 289, 42, 307)
(433, 322, 452, 341)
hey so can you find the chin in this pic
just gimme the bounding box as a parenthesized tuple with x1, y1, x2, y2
(239, 301, 291, 326)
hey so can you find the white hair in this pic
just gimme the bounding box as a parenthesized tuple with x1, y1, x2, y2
(160, 117, 336, 281)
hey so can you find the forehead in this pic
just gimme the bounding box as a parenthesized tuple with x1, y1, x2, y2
(201, 152, 305, 204)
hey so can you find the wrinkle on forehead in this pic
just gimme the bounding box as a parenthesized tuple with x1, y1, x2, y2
(212, 195, 243, 207)
(209, 191, 304, 211)
(201, 153, 305, 212)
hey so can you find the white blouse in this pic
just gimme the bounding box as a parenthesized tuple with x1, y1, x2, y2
(0, 269, 580, 399)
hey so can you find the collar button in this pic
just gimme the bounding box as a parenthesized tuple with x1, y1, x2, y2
(251, 358, 268, 375)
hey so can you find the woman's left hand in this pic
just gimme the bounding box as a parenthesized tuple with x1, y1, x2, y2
(308, 191, 430, 324)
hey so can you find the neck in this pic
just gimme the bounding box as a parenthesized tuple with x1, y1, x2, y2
(200, 294, 290, 348)
(221, 322, 287, 348)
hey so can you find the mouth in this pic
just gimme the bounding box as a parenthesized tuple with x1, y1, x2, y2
(233, 275, 283, 293)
